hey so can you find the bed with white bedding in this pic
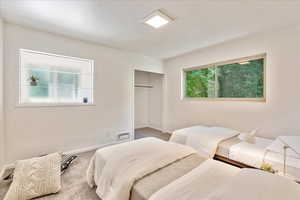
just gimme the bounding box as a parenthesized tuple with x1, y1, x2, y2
(170, 125, 300, 181)
(86, 127, 241, 200)
(86, 128, 300, 200)
(87, 137, 207, 200)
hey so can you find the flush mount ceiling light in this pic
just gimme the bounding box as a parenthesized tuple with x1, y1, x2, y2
(143, 10, 173, 29)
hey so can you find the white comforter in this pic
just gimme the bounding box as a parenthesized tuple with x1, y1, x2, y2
(86, 137, 196, 200)
(150, 160, 300, 200)
(170, 126, 239, 157)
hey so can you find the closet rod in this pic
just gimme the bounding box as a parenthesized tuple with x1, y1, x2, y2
(134, 84, 153, 88)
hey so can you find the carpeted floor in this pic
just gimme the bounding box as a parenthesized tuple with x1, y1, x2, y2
(0, 128, 169, 199)
(0, 151, 100, 200)
(134, 128, 170, 141)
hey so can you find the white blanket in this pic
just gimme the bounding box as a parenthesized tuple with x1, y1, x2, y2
(149, 159, 240, 200)
(210, 169, 300, 200)
(171, 126, 239, 157)
(86, 137, 197, 200)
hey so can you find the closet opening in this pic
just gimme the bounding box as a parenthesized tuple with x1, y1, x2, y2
(133, 70, 168, 141)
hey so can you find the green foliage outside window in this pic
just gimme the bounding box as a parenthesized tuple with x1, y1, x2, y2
(186, 67, 215, 98)
(185, 58, 264, 99)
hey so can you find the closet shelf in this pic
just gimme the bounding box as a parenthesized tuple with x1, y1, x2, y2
(134, 84, 153, 88)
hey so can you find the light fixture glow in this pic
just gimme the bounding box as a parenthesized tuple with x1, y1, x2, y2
(143, 10, 173, 29)
(145, 15, 169, 28)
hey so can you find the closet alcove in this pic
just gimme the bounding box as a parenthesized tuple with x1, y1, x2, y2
(134, 70, 164, 136)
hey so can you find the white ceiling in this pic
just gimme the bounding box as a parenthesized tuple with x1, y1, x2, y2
(1, 0, 300, 59)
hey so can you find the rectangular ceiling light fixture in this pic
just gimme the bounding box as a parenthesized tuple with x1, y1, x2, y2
(143, 10, 173, 29)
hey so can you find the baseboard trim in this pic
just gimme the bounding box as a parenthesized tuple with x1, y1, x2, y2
(134, 124, 148, 129)
(64, 139, 130, 155)
(153, 127, 172, 135)
(148, 125, 163, 132)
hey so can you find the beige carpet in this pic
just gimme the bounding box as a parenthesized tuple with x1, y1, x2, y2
(134, 128, 170, 141)
(0, 151, 100, 200)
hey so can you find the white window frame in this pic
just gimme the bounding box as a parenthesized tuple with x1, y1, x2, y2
(18, 49, 95, 107)
(181, 53, 266, 102)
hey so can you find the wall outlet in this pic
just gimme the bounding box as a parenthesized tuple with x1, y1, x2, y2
(118, 132, 130, 140)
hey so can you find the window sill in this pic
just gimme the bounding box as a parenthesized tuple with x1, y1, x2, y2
(16, 103, 96, 108)
(181, 97, 266, 102)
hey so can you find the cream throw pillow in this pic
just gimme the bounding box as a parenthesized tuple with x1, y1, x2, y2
(4, 153, 62, 200)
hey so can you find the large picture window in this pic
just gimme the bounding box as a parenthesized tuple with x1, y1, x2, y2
(183, 54, 265, 100)
(19, 49, 94, 105)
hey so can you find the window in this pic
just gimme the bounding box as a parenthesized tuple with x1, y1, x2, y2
(183, 54, 265, 100)
(19, 49, 94, 105)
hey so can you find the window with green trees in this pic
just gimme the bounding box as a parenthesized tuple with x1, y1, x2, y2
(184, 55, 265, 99)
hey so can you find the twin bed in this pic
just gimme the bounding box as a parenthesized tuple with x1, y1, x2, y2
(171, 126, 300, 180)
(87, 138, 206, 200)
(87, 126, 300, 200)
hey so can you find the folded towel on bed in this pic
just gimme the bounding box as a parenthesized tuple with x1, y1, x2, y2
(87, 137, 197, 200)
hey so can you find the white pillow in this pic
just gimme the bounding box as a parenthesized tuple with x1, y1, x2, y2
(238, 129, 257, 143)
(4, 153, 62, 200)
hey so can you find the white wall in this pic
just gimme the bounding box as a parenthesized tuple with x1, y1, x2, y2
(164, 26, 300, 139)
(134, 71, 164, 130)
(3, 23, 163, 163)
(148, 73, 163, 130)
(0, 18, 4, 168)
(134, 71, 150, 129)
